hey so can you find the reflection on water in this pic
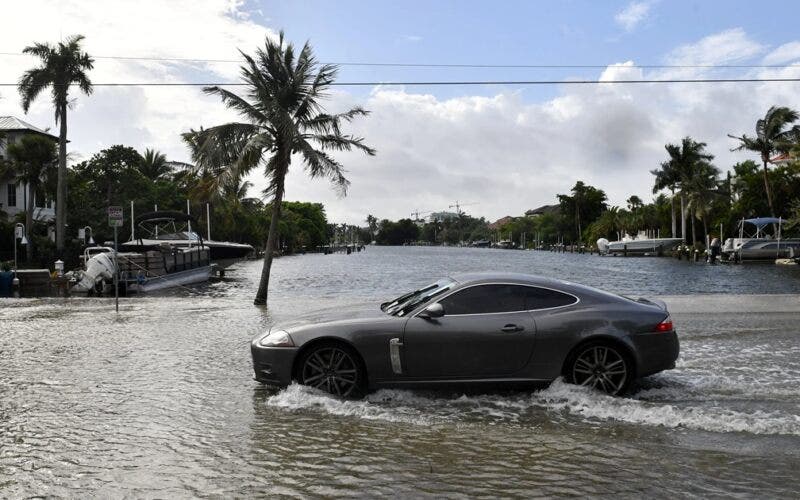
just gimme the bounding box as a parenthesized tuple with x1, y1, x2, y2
(1, 247, 799, 497)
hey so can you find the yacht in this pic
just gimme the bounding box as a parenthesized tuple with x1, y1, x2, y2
(597, 231, 682, 256)
(722, 217, 800, 261)
(117, 211, 254, 268)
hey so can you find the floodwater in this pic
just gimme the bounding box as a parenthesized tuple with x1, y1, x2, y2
(1, 246, 799, 497)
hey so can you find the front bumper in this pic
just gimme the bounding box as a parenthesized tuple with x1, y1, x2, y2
(630, 330, 680, 377)
(250, 342, 299, 386)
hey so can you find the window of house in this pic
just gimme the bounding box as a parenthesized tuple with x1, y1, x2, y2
(7, 184, 16, 207)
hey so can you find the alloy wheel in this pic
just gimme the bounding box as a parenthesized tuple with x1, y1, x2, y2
(571, 345, 628, 395)
(301, 346, 360, 397)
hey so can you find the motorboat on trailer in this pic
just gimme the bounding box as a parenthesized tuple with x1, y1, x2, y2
(597, 231, 683, 256)
(722, 217, 800, 261)
(117, 211, 254, 268)
(71, 244, 213, 295)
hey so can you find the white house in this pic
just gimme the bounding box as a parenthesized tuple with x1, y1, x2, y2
(0, 116, 58, 222)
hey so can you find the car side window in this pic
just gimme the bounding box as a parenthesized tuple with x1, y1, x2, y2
(525, 287, 577, 310)
(438, 284, 528, 315)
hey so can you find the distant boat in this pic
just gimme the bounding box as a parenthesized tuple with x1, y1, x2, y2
(597, 231, 682, 256)
(117, 211, 254, 269)
(492, 240, 515, 249)
(722, 217, 800, 261)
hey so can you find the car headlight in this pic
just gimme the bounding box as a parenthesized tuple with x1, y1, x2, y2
(258, 329, 295, 347)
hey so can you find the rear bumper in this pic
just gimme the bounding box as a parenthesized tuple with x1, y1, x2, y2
(250, 342, 299, 386)
(630, 330, 680, 377)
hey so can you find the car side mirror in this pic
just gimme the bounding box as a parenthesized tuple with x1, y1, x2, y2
(418, 302, 445, 319)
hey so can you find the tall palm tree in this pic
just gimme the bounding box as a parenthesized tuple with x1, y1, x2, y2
(140, 148, 170, 179)
(184, 33, 375, 305)
(729, 106, 800, 217)
(3, 135, 58, 261)
(685, 162, 722, 246)
(18, 34, 94, 253)
(651, 161, 679, 237)
(656, 137, 715, 243)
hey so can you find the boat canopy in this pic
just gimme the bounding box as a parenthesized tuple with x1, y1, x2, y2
(135, 210, 198, 226)
(743, 217, 783, 228)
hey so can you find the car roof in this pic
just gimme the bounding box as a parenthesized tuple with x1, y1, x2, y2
(450, 272, 568, 288)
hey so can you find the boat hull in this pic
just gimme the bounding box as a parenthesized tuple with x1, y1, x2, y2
(722, 238, 800, 260)
(605, 238, 683, 255)
(126, 265, 214, 293)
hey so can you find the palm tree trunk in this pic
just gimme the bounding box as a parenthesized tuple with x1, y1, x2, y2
(761, 158, 775, 217)
(56, 103, 68, 254)
(680, 194, 687, 243)
(702, 215, 708, 248)
(670, 189, 676, 238)
(691, 213, 697, 246)
(26, 183, 34, 262)
(254, 172, 286, 306)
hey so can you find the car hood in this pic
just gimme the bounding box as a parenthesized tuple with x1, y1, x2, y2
(273, 301, 389, 333)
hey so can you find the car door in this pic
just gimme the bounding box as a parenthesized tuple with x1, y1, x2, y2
(401, 284, 536, 379)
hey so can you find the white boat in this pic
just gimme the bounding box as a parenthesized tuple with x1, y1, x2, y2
(597, 231, 682, 256)
(71, 244, 213, 295)
(722, 217, 800, 261)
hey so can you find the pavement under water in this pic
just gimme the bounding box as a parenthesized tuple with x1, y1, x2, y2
(1, 246, 799, 497)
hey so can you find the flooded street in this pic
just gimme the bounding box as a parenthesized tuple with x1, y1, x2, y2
(2, 247, 800, 497)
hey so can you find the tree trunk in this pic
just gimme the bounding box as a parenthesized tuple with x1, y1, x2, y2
(56, 103, 68, 254)
(691, 213, 697, 246)
(670, 189, 676, 238)
(254, 172, 286, 306)
(680, 194, 687, 243)
(26, 182, 34, 262)
(702, 216, 708, 248)
(761, 158, 775, 217)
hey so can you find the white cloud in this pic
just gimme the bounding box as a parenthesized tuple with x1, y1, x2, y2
(615, 1, 655, 32)
(1, 5, 799, 225)
(763, 41, 800, 65)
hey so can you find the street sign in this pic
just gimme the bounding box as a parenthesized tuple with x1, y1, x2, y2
(108, 206, 123, 227)
(78, 228, 85, 240)
(14, 226, 23, 239)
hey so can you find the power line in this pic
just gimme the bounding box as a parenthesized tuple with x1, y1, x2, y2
(1, 78, 800, 87)
(0, 51, 799, 69)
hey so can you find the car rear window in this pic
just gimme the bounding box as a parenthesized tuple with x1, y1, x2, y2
(524, 287, 578, 310)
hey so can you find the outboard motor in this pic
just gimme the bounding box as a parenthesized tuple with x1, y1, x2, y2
(596, 238, 610, 255)
(71, 251, 116, 293)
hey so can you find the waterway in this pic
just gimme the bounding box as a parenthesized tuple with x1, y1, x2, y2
(1, 247, 799, 497)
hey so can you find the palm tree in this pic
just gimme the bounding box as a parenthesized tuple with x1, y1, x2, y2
(18, 34, 94, 253)
(184, 33, 375, 305)
(140, 148, 170, 179)
(3, 135, 58, 261)
(685, 162, 722, 246)
(366, 214, 378, 242)
(656, 137, 715, 243)
(729, 106, 800, 217)
(651, 161, 679, 237)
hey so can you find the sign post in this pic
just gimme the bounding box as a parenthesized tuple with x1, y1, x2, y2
(108, 206, 123, 312)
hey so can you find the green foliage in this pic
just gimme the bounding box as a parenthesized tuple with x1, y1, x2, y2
(376, 219, 420, 245)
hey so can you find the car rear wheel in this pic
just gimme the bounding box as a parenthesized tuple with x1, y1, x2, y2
(566, 342, 631, 395)
(297, 342, 366, 398)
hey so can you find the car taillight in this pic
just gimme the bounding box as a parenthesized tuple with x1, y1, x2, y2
(655, 315, 673, 332)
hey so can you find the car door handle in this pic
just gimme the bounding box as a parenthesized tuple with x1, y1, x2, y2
(501, 324, 524, 333)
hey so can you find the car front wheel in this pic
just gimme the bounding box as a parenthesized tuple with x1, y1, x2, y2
(566, 342, 632, 395)
(297, 342, 366, 398)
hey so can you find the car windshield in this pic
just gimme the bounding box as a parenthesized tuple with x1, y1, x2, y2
(381, 278, 456, 316)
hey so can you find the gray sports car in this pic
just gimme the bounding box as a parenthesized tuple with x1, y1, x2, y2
(251, 273, 679, 397)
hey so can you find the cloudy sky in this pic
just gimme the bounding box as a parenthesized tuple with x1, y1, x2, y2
(1, 0, 799, 224)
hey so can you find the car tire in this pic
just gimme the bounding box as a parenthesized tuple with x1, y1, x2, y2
(564, 341, 632, 396)
(296, 341, 367, 398)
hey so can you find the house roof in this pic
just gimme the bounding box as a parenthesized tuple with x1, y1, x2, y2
(525, 204, 560, 216)
(0, 116, 58, 140)
(488, 215, 515, 230)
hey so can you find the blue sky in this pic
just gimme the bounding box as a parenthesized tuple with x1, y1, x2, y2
(2, 1, 800, 223)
